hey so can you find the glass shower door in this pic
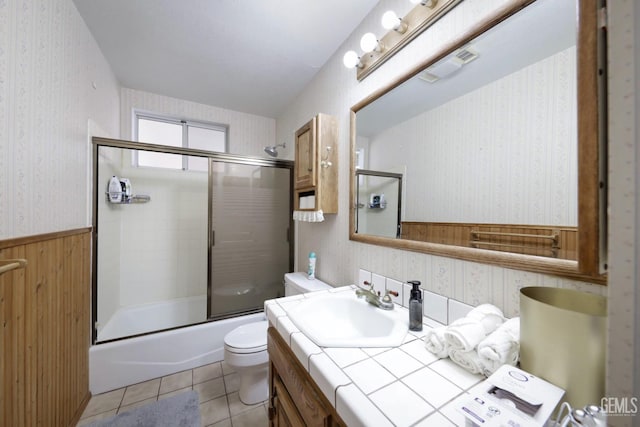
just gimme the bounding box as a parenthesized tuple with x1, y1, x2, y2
(209, 161, 291, 319)
(95, 144, 209, 342)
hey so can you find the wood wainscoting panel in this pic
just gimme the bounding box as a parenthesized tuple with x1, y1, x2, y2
(401, 222, 577, 261)
(0, 228, 91, 427)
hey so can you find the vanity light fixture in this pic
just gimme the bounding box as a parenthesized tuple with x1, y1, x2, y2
(360, 32, 384, 53)
(343, 0, 462, 80)
(381, 11, 408, 34)
(343, 50, 364, 69)
(409, 0, 438, 7)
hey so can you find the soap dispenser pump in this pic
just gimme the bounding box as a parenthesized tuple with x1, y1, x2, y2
(408, 280, 423, 331)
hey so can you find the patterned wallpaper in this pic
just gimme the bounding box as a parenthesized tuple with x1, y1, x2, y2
(277, 0, 637, 408)
(368, 47, 577, 226)
(0, 0, 120, 239)
(606, 0, 638, 420)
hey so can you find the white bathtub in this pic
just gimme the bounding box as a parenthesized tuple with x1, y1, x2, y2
(97, 295, 208, 342)
(89, 310, 265, 394)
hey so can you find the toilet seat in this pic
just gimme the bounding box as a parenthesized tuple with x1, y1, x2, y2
(224, 320, 268, 354)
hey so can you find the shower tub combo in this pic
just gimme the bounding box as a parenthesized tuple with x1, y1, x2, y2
(90, 309, 265, 393)
(91, 138, 293, 393)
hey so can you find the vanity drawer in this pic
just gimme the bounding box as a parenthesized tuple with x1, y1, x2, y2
(273, 374, 305, 427)
(268, 327, 344, 427)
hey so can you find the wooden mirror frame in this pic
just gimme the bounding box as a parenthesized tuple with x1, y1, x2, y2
(349, 0, 607, 285)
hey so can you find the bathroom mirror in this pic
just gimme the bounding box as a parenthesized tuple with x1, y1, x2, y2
(350, 0, 606, 284)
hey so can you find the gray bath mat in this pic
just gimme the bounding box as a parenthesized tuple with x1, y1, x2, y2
(87, 390, 200, 427)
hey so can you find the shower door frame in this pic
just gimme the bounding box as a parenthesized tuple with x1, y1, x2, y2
(91, 137, 294, 344)
(355, 169, 403, 238)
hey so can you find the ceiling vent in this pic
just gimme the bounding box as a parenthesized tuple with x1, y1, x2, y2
(455, 46, 479, 64)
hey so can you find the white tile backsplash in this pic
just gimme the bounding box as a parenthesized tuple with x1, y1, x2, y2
(403, 283, 411, 308)
(371, 273, 385, 295)
(448, 299, 474, 324)
(424, 290, 448, 324)
(358, 269, 372, 288)
(384, 278, 403, 305)
(360, 270, 496, 327)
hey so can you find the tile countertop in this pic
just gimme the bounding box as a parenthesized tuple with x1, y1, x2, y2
(264, 285, 486, 427)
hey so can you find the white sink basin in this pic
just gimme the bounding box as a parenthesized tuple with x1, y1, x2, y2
(286, 291, 408, 347)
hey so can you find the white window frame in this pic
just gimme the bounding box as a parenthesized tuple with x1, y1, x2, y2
(132, 110, 229, 170)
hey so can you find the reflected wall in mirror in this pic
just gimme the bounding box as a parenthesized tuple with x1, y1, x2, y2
(350, 0, 606, 283)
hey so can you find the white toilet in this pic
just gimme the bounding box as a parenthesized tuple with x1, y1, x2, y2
(223, 272, 332, 404)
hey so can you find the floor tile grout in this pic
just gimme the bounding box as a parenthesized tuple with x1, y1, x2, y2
(77, 361, 269, 427)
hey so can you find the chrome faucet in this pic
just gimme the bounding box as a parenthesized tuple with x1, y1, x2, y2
(355, 281, 397, 310)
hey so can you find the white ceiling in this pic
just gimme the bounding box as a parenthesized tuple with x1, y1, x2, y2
(73, 0, 380, 118)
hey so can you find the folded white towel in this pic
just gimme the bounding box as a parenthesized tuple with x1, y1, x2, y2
(444, 304, 505, 352)
(478, 317, 520, 377)
(448, 347, 484, 375)
(424, 326, 449, 358)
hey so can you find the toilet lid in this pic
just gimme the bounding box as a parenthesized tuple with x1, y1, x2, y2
(224, 320, 268, 353)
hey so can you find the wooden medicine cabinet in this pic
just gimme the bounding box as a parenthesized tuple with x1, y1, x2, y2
(294, 113, 338, 214)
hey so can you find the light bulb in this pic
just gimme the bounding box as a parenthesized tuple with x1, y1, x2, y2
(343, 50, 360, 69)
(381, 11, 399, 30)
(360, 32, 380, 53)
(381, 10, 407, 33)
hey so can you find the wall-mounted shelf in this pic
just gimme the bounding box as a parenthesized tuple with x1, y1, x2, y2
(105, 193, 151, 204)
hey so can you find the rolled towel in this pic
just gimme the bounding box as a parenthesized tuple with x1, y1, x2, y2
(478, 317, 520, 377)
(443, 317, 486, 352)
(448, 347, 484, 375)
(444, 304, 505, 352)
(424, 326, 449, 358)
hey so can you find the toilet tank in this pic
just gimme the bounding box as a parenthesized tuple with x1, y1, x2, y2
(284, 272, 332, 296)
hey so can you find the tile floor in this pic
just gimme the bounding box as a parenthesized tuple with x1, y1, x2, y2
(76, 361, 268, 427)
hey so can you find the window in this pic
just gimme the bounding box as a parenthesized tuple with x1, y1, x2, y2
(134, 112, 228, 171)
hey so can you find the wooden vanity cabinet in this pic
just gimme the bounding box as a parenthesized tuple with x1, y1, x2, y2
(268, 327, 345, 427)
(293, 113, 338, 214)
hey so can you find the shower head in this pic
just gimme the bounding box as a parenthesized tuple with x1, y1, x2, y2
(264, 143, 286, 157)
